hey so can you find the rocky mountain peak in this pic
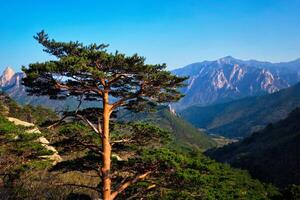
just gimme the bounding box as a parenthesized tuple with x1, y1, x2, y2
(217, 56, 238, 65)
(168, 104, 177, 116)
(0, 67, 15, 86)
(172, 57, 300, 110)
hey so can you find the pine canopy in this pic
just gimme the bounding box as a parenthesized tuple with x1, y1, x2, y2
(22, 31, 188, 111)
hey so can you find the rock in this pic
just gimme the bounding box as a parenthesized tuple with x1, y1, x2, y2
(112, 153, 124, 161)
(6, 117, 62, 165)
(7, 117, 35, 127)
(0, 67, 15, 87)
(26, 127, 41, 134)
(172, 56, 300, 110)
(37, 136, 50, 144)
(40, 153, 63, 165)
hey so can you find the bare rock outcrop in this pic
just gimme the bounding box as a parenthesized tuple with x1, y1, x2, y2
(7, 117, 62, 165)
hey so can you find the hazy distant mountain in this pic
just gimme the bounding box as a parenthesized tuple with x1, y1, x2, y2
(180, 82, 300, 138)
(206, 108, 300, 188)
(0, 67, 15, 87)
(0, 67, 81, 110)
(172, 56, 300, 110)
(0, 67, 27, 102)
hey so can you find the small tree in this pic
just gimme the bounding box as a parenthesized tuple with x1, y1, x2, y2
(22, 31, 187, 200)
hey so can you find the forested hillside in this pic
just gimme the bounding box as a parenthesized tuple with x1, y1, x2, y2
(207, 108, 300, 188)
(1, 93, 291, 200)
(118, 106, 216, 150)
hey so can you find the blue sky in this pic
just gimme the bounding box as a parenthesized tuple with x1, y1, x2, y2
(1, 0, 300, 72)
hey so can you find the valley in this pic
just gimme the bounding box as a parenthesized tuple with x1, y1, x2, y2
(2, 1, 300, 199)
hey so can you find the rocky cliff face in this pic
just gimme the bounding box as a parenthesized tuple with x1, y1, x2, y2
(172, 56, 300, 110)
(0, 67, 35, 105)
(0, 67, 17, 88)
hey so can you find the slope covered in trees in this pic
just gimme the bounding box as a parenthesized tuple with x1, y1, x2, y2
(0, 92, 58, 125)
(118, 106, 216, 150)
(2, 92, 296, 199)
(207, 108, 300, 188)
(180, 82, 300, 138)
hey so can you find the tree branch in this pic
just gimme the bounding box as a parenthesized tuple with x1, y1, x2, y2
(76, 114, 101, 135)
(55, 79, 102, 97)
(46, 115, 68, 129)
(77, 140, 103, 155)
(111, 139, 133, 145)
(97, 116, 102, 136)
(46, 95, 83, 129)
(110, 82, 146, 111)
(54, 183, 98, 191)
(110, 99, 127, 111)
(126, 184, 156, 200)
(75, 95, 84, 113)
(111, 171, 152, 200)
(107, 74, 125, 86)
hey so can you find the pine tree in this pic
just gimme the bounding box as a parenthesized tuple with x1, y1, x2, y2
(22, 31, 187, 200)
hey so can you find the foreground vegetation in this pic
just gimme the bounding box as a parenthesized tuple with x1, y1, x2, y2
(1, 94, 299, 199)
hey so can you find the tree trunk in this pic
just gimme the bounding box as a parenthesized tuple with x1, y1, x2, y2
(101, 92, 112, 200)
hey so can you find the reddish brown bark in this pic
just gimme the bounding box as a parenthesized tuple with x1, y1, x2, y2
(101, 91, 112, 200)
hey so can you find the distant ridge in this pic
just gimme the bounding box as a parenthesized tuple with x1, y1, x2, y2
(172, 56, 300, 110)
(180, 82, 300, 138)
(0, 67, 94, 110)
(2, 56, 300, 111)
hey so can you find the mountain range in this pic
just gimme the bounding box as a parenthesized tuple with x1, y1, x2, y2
(180, 82, 300, 138)
(2, 56, 300, 139)
(2, 56, 300, 111)
(172, 56, 300, 110)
